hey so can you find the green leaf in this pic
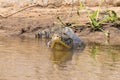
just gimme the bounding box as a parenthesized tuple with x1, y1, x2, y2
(89, 10, 100, 30)
(107, 10, 117, 22)
(90, 10, 99, 19)
(79, 2, 83, 10)
(109, 10, 117, 17)
(91, 18, 99, 27)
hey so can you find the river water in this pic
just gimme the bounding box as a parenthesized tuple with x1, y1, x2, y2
(0, 37, 120, 80)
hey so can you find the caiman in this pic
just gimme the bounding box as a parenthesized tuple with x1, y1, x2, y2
(48, 26, 84, 51)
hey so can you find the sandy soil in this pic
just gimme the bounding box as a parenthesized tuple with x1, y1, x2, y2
(0, 6, 120, 45)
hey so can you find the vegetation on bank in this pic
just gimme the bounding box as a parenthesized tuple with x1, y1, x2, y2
(0, 0, 119, 45)
(45, 1, 119, 45)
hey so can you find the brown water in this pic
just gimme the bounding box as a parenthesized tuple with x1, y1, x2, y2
(0, 37, 120, 80)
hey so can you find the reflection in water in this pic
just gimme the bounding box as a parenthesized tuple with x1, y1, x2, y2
(89, 43, 100, 60)
(50, 41, 85, 67)
(50, 50, 73, 67)
(88, 42, 120, 62)
(0, 37, 120, 80)
(88, 42, 120, 80)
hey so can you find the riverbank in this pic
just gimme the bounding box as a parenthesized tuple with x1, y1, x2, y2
(0, 6, 120, 45)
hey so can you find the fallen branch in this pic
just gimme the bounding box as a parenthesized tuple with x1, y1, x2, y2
(0, 4, 42, 19)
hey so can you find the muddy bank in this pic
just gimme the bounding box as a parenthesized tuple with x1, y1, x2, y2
(74, 23, 120, 45)
(0, 6, 120, 45)
(0, 0, 120, 8)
